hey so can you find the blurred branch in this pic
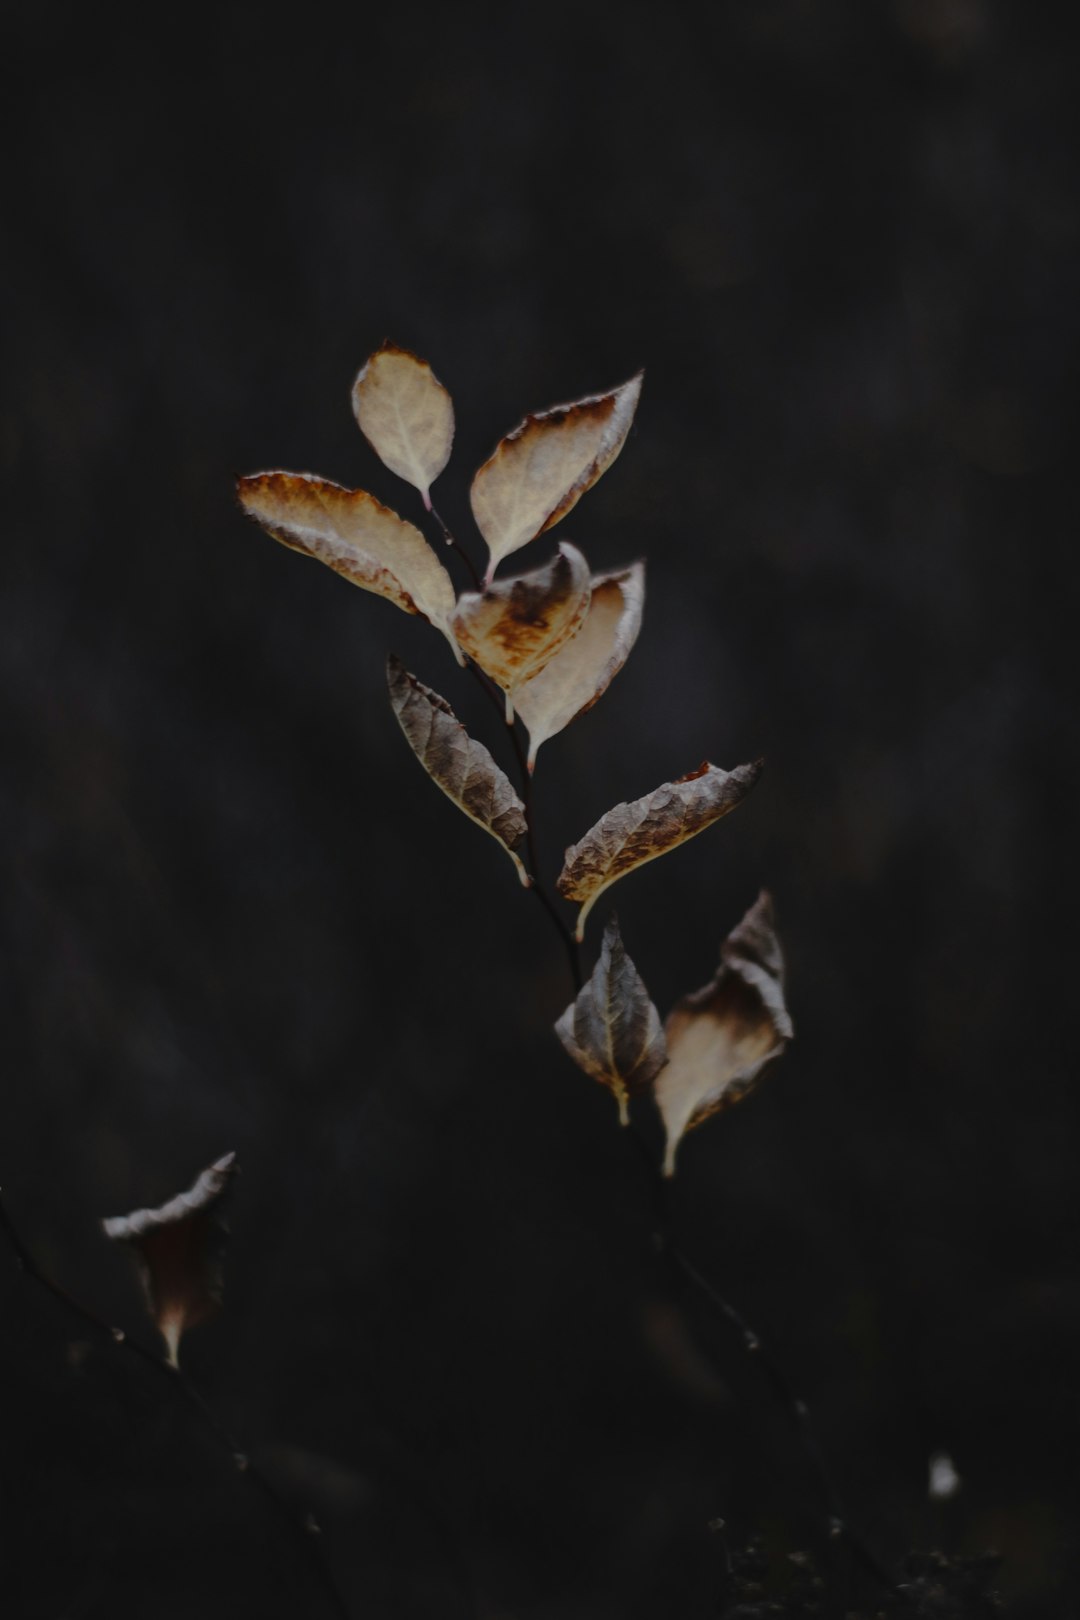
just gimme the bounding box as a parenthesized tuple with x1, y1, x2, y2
(0, 1185, 353, 1620)
(619, 1126, 901, 1602)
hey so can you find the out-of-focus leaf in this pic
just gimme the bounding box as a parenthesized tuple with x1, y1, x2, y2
(554, 914, 667, 1124)
(351, 342, 454, 508)
(102, 1153, 238, 1368)
(237, 472, 460, 656)
(387, 654, 531, 886)
(514, 562, 644, 770)
(557, 760, 763, 940)
(451, 543, 591, 722)
(655, 892, 792, 1175)
(470, 373, 643, 582)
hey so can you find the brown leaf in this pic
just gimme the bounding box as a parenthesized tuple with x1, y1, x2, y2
(557, 759, 763, 940)
(655, 892, 793, 1176)
(102, 1153, 238, 1367)
(554, 914, 667, 1124)
(451, 543, 592, 722)
(386, 654, 531, 886)
(470, 372, 643, 582)
(514, 562, 644, 770)
(351, 342, 454, 507)
(237, 472, 460, 656)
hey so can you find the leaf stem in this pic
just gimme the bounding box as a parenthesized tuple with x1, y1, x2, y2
(0, 1187, 353, 1620)
(428, 501, 482, 590)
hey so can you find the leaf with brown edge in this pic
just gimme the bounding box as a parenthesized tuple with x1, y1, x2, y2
(655, 892, 792, 1176)
(514, 561, 644, 771)
(554, 914, 667, 1125)
(387, 654, 531, 886)
(102, 1153, 238, 1368)
(470, 372, 643, 582)
(557, 759, 763, 941)
(351, 342, 454, 508)
(451, 543, 591, 722)
(237, 472, 460, 658)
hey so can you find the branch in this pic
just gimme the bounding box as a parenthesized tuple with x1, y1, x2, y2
(428, 500, 482, 590)
(463, 658, 583, 992)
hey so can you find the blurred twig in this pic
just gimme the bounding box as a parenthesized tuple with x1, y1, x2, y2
(0, 1186, 353, 1620)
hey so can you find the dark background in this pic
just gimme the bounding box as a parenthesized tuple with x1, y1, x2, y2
(2, 2, 1076, 1615)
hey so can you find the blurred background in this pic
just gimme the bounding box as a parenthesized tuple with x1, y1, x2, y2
(2, 2, 1075, 1614)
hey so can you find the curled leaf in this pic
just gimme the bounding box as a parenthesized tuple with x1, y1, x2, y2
(351, 342, 454, 507)
(237, 472, 460, 656)
(470, 372, 643, 582)
(514, 562, 644, 770)
(387, 654, 531, 886)
(655, 892, 792, 1176)
(102, 1153, 238, 1368)
(451, 543, 592, 722)
(554, 914, 667, 1124)
(558, 760, 763, 940)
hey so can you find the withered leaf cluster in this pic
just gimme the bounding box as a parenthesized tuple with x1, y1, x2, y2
(556, 895, 792, 1174)
(241, 345, 792, 1172)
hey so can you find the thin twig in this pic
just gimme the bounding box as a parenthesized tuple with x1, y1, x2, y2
(428, 501, 482, 590)
(427, 494, 582, 991)
(462, 659, 583, 992)
(666, 1242, 895, 1595)
(0, 1188, 352, 1620)
(619, 1127, 899, 1599)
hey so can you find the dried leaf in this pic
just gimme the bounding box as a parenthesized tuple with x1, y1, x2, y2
(386, 654, 531, 886)
(655, 892, 793, 1176)
(351, 342, 454, 507)
(451, 543, 592, 722)
(237, 472, 460, 656)
(470, 372, 643, 582)
(514, 562, 644, 770)
(554, 914, 667, 1124)
(558, 759, 763, 940)
(102, 1153, 238, 1367)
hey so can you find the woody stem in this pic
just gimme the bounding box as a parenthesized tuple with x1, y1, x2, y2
(462, 660, 582, 992)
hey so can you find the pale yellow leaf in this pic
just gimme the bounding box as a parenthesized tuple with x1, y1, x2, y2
(386, 654, 531, 886)
(514, 562, 644, 770)
(554, 914, 667, 1125)
(351, 342, 454, 506)
(655, 892, 792, 1175)
(470, 372, 643, 581)
(237, 472, 460, 656)
(557, 759, 763, 940)
(102, 1153, 238, 1368)
(451, 543, 591, 722)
